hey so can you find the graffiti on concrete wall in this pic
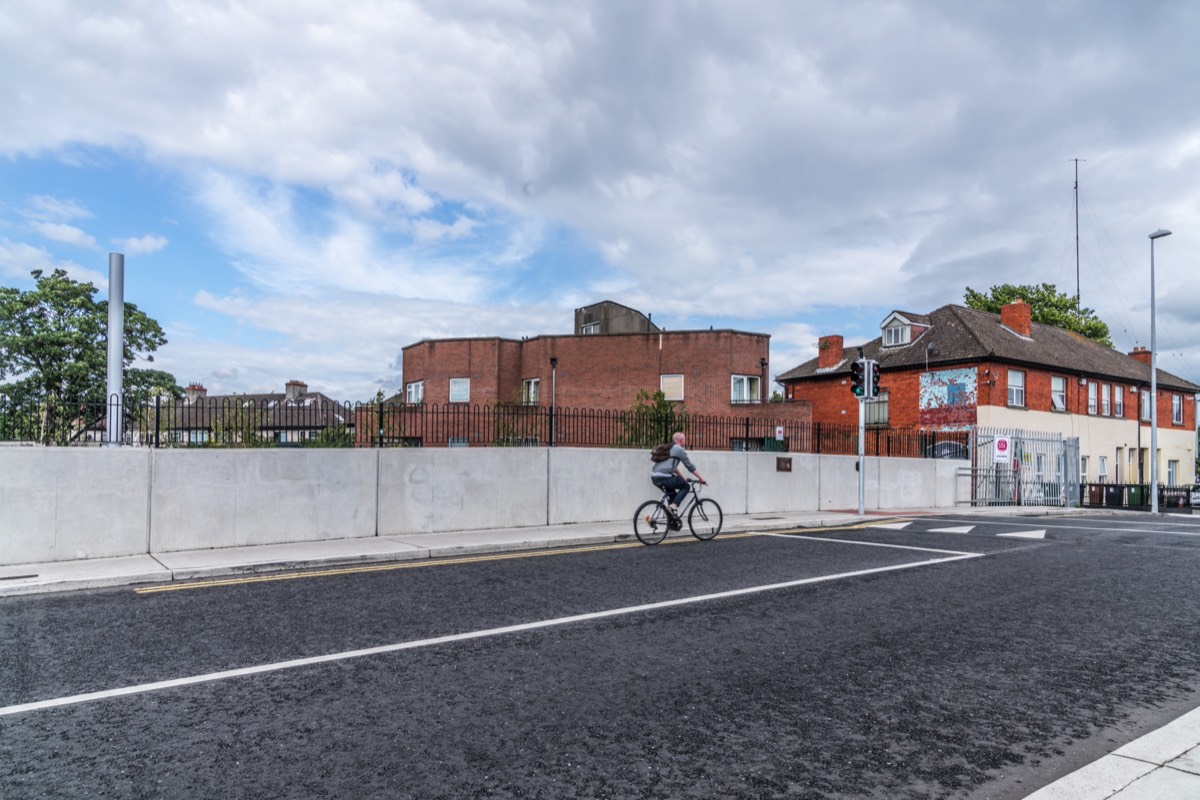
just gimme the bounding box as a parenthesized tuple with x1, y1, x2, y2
(920, 368, 977, 429)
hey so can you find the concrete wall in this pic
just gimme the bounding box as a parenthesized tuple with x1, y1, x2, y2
(150, 449, 378, 552)
(0, 447, 963, 566)
(1, 448, 152, 565)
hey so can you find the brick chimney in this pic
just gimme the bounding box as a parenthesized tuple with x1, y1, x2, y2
(1129, 346, 1152, 366)
(285, 380, 308, 402)
(1000, 300, 1032, 337)
(184, 383, 207, 403)
(818, 335, 844, 368)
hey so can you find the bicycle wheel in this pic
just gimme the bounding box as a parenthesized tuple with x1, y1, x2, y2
(634, 500, 671, 545)
(688, 498, 723, 540)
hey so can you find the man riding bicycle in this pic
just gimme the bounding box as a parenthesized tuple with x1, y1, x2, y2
(650, 431, 705, 515)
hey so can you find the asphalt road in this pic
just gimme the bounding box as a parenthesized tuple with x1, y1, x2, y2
(3, 512, 1200, 799)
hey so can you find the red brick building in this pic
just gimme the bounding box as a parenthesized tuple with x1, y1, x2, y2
(382, 302, 811, 448)
(779, 301, 1199, 485)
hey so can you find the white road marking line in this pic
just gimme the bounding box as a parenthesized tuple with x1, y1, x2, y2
(0, 552, 983, 718)
(760, 533, 978, 557)
(997, 530, 1046, 539)
(927, 526, 976, 534)
(874, 522, 913, 530)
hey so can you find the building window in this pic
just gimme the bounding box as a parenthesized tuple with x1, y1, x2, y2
(1098, 456, 1108, 482)
(449, 378, 470, 403)
(1081, 456, 1088, 483)
(1141, 389, 1151, 421)
(660, 374, 684, 401)
(1101, 384, 1111, 416)
(1169, 460, 1179, 486)
(1115, 387, 1125, 417)
(448, 436, 469, 448)
(521, 378, 540, 405)
(1051, 376, 1066, 411)
(731, 375, 760, 404)
(581, 322, 600, 335)
(1007, 369, 1025, 407)
(884, 325, 910, 346)
(1172, 394, 1183, 425)
(865, 393, 890, 426)
(1087, 381, 1097, 414)
(406, 381, 424, 404)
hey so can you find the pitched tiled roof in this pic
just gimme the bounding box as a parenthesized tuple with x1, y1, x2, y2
(778, 304, 1200, 392)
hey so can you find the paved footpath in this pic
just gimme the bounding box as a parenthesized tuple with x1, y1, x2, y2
(3, 505, 1199, 799)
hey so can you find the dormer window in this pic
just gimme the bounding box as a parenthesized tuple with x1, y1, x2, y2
(884, 324, 910, 346)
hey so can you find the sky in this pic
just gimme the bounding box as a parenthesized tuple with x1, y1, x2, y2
(2, 0, 1198, 403)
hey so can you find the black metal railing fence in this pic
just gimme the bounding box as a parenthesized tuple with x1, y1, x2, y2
(0, 395, 970, 458)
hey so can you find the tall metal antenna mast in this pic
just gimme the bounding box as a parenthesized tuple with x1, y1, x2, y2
(1071, 158, 1086, 303)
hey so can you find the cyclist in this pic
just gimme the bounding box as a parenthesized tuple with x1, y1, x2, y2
(650, 431, 705, 516)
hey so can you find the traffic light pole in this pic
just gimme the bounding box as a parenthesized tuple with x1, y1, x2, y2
(857, 396, 866, 516)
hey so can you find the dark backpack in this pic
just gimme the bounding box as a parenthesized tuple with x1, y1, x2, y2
(650, 443, 673, 463)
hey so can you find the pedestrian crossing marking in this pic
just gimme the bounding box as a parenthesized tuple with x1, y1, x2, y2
(997, 530, 1046, 539)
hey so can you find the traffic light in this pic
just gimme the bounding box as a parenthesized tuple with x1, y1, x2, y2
(867, 360, 880, 399)
(849, 360, 865, 397)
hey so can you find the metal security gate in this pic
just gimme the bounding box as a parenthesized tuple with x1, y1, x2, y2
(958, 427, 1080, 507)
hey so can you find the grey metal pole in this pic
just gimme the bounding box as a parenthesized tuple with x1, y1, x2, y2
(105, 253, 125, 446)
(857, 396, 866, 515)
(1148, 229, 1171, 513)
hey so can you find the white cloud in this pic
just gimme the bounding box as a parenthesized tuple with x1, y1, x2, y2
(113, 234, 169, 255)
(0, 237, 107, 286)
(21, 195, 92, 222)
(4, 1, 1200, 390)
(31, 221, 99, 250)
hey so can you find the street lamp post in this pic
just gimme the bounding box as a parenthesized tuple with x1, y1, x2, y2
(1149, 228, 1172, 513)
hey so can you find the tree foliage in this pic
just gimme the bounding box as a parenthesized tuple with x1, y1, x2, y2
(0, 269, 176, 407)
(618, 389, 689, 448)
(964, 283, 1113, 347)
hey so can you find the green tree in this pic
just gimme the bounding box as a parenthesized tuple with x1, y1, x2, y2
(964, 283, 1113, 347)
(618, 389, 689, 448)
(0, 269, 173, 403)
(0, 269, 177, 443)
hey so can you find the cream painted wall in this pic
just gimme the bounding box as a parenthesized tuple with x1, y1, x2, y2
(978, 406, 1196, 484)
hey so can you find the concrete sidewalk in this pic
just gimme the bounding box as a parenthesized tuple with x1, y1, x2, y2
(2, 505, 1198, 799)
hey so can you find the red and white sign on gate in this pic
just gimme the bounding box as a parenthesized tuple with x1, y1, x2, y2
(993, 436, 1011, 464)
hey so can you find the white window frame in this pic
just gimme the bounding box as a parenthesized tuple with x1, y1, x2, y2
(1168, 459, 1179, 486)
(1051, 376, 1066, 411)
(581, 322, 600, 335)
(1080, 455, 1088, 483)
(884, 325, 910, 346)
(406, 380, 424, 404)
(1087, 381, 1097, 414)
(865, 392, 889, 426)
(1114, 386, 1124, 417)
(1007, 369, 1025, 407)
(730, 374, 760, 404)
(1098, 456, 1108, 482)
(1101, 383, 1111, 416)
(521, 378, 540, 405)
(1141, 389, 1151, 421)
(1172, 394, 1183, 424)
(449, 378, 470, 404)
(660, 374, 684, 401)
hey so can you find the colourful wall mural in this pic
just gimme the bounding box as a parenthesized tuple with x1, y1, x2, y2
(920, 368, 978, 429)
